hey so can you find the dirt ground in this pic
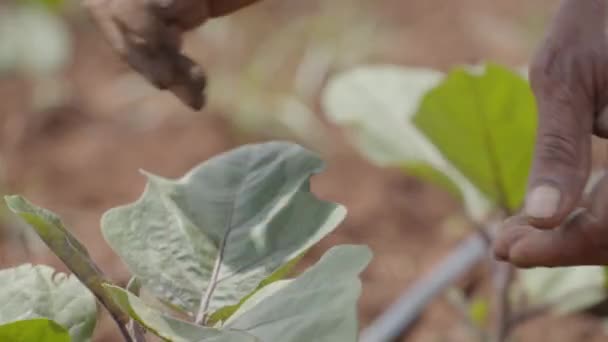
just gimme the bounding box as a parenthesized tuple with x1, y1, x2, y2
(1, 0, 606, 341)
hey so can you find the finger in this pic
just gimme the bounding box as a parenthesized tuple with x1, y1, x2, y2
(146, 0, 210, 31)
(85, 0, 128, 55)
(122, 44, 205, 109)
(166, 53, 206, 110)
(494, 210, 608, 267)
(208, 0, 260, 17)
(524, 58, 593, 229)
(496, 171, 608, 267)
(594, 106, 608, 138)
(587, 170, 608, 222)
(494, 216, 529, 262)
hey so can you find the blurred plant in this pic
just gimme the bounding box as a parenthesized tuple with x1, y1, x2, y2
(17, 0, 66, 12)
(0, 0, 73, 111)
(195, 0, 387, 148)
(322, 62, 608, 341)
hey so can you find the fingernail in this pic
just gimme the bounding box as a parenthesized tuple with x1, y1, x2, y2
(525, 185, 561, 219)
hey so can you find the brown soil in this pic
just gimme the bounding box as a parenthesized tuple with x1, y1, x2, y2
(1, 0, 606, 341)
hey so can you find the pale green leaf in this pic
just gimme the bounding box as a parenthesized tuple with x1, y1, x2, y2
(0, 318, 70, 342)
(207, 253, 304, 325)
(322, 65, 490, 219)
(0, 6, 71, 76)
(222, 280, 293, 325)
(104, 285, 258, 342)
(520, 266, 607, 314)
(0, 264, 96, 342)
(4, 196, 129, 327)
(101, 142, 346, 316)
(226, 245, 372, 342)
(413, 63, 537, 211)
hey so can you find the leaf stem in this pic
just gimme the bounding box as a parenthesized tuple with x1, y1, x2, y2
(126, 277, 147, 342)
(195, 156, 250, 325)
(196, 232, 230, 325)
(493, 262, 514, 342)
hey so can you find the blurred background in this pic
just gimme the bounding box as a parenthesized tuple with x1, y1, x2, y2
(3, 0, 604, 341)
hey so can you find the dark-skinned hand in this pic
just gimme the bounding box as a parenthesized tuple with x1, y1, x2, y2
(495, 0, 608, 267)
(84, 0, 260, 110)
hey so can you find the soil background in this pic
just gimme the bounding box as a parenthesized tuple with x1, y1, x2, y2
(2, 0, 606, 341)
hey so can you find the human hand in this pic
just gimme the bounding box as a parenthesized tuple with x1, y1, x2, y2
(85, 0, 260, 109)
(495, 0, 608, 267)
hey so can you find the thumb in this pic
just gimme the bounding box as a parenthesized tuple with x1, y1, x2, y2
(524, 63, 592, 229)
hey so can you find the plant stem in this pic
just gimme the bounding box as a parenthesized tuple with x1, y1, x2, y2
(445, 289, 489, 342)
(125, 277, 147, 342)
(494, 262, 514, 342)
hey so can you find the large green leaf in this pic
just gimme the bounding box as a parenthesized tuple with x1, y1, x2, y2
(413, 63, 537, 211)
(4, 196, 129, 328)
(0, 318, 70, 342)
(321, 65, 490, 220)
(104, 285, 259, 342)
(0, 264, 96, 342)
(226, 245, 372, 342)
(101, 142, 346, 319)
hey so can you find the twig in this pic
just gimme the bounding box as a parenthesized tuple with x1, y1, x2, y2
(494, 263, 514, 342)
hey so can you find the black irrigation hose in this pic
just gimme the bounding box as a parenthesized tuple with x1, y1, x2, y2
(359, 233, 488, 342)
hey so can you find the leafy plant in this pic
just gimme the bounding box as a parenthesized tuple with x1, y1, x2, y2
(0, 265, 97, 342)
(322, 62, 608, 340)
(1, 142, 372, 342)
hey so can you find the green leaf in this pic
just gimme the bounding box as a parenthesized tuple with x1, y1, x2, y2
(0, 264, 96, 342)
(520, 266, 607, 314)
(322, 65, 490, 219)
(104, 285, 259, 342)
(0, 318, 71, 342)
(413, 63, 537, 212)
(223, 280, 293, 324)
(101, 142, 346, 318)
(226, 245, 372, 342)
(4, 196, 129, 328)
(207, 252, 304, 325)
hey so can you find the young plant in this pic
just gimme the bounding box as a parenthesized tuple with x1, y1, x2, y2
(0, 141, 372, 342)
(323, 62, 608, 341)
